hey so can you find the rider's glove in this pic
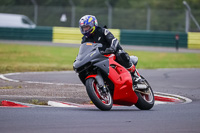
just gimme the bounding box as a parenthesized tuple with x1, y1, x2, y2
(104, 47, 115, 54)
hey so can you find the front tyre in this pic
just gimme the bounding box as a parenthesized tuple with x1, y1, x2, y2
(135, 76, 154, 110)
(85, 78, 113, 111)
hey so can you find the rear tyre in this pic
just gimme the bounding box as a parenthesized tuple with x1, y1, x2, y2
(85, 78, 113, 111)
(135, 76, 154, 110)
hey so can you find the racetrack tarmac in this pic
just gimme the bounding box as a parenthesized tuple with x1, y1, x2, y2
(0, 69, 200, 133)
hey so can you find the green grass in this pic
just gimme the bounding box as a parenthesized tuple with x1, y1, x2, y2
(127, 51, 200, 69)
(0, 43, 200, 73)
(0, 43, 79, 73)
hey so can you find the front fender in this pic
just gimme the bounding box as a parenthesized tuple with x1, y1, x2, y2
(85, 74, 97, 80)
(85, 74, 105, 89)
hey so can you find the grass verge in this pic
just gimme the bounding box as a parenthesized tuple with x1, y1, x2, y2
(0, 43, 200, 73)
(29, 99, 48, 105)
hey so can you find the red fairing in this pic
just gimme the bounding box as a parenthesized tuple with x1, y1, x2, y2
(108, 57, 138, 106)
(104, 54, 116, 60)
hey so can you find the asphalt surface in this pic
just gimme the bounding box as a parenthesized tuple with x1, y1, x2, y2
(0, 69, 200, 133)
(0, 102, 200, 133)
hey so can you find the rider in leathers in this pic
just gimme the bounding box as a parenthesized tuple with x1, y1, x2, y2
(79, 15, 143, 84)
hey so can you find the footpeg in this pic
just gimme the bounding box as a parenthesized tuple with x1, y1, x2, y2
(136, 84, 147, 89)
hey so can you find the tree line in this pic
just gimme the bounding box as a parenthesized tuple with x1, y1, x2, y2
(0, 0, 199, 9)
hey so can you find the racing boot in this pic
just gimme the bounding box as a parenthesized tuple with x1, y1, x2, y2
(127, 64, 144, 84)
(132, 70, 144, 84)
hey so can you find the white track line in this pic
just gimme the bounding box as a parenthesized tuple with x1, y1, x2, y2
(0, 74, 20, 82)
(47, 101, 79, 108)
(0, 73, 83, 86)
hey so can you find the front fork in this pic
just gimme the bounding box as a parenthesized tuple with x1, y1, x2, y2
(86, 70, 107, 93)
(96, 71, 107, 93)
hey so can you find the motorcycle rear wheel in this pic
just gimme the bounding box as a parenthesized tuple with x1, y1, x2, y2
(85, 78, 113, 111)
(135, 76, 154, 110)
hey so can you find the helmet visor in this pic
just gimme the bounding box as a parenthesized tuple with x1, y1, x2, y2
(82, 25, 91, 33)
(80, 25, 93, 35)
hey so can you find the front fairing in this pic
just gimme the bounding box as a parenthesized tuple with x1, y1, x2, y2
(73, 43, 107, 71)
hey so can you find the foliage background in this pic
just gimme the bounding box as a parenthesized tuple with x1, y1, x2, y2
(0, 0, 200, 31)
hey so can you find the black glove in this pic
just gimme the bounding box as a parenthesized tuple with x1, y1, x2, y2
(104, 47, 115, 54)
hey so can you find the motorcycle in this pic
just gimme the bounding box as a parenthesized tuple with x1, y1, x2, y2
(73, 42, 154, 111)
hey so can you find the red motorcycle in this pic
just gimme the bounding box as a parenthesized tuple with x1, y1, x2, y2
(73, 43, 154, 111)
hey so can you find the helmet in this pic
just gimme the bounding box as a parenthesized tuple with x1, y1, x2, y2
(79, 15, 98, 37)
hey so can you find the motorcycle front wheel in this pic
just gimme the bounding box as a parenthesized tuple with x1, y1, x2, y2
(135, 76, 154, 110)
(85, 78, 113, 111)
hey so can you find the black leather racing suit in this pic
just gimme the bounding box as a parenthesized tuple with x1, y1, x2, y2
(81, 26, 132, 68)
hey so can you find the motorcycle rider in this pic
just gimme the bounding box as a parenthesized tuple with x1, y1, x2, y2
(79, 15, 143, 83)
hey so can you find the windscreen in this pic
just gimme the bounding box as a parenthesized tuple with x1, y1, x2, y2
(77, 43, 102, 60)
